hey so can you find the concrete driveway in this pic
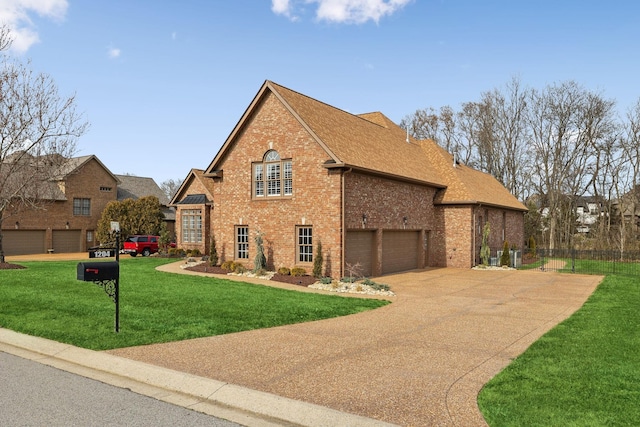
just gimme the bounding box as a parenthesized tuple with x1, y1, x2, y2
(109, 266, 602, 426)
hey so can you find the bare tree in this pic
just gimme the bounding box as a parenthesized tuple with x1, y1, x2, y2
(0, 26, 88, 262)
(160, 178, 183, 202)
(483, 77, 531, 200)
(400, 107, 440, 141)
(527, 81, 614, 249)
(613, 99, 640, 252)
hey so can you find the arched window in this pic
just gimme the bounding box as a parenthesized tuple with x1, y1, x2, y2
(253, 150, 292, 198)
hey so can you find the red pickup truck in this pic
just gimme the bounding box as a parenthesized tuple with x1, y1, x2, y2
(122, 235, 159, 257)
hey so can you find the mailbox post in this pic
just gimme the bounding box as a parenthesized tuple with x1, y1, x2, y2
(77, 230, 121, 332)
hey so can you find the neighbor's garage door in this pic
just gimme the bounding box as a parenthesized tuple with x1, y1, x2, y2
(345, 230, 375, 277)
(382, 231, 419, 275)
(52, 230, 81, 253)
(3, 230, 46, 256)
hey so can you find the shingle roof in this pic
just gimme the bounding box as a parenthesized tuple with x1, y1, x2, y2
(207, 80, 527, 212)
(422, 142, 527, 210)
(269, 82, 446, 188)
(115, 175, 169, 205)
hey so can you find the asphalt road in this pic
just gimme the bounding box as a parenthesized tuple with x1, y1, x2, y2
(0, 352, 241, 427)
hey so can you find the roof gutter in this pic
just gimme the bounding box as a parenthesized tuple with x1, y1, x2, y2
(323, 162, 447, 189)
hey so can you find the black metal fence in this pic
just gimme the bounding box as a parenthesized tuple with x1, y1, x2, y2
(525, 249, 640, 276)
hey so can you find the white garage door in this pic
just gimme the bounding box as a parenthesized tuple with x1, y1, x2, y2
(3, 230, 46, 255)
(382, 231, 419, 275)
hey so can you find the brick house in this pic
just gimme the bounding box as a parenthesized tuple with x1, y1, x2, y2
(2, 155, 119, 255)
(171, 81, 527, 277)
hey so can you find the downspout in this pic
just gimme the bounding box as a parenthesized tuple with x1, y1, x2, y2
(341, 167, 353, 279)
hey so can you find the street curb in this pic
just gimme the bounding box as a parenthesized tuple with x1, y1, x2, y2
(0, 328, 397, 427)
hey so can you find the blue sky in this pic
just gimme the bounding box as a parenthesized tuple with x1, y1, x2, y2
(3, 0, 640, 185)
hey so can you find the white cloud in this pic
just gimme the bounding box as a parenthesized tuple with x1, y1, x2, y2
(0, 0, 68, 53)
(107, 46, 121, 59)
(272, 0, 412, 24)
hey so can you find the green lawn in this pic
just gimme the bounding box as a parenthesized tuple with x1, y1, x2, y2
(0, 258, 389, 350)
(478, 273, 640, 426)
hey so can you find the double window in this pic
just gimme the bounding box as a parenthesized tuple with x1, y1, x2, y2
(73, 198, 91, 216)
(297, 226, 313, 263)
(181, 209, 202, 243)
(236, 226, 249, 259)
(253, 150, 292, 198)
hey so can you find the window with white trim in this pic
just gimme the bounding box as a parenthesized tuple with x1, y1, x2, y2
(236, 226, 249, 259)
(253, 150, 292, 198)
(181, 209, 202, 243)
(297, 226, 313, 263)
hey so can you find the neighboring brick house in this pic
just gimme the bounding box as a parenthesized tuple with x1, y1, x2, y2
(171, 81, 527, 277)
(115, 174, 176, 238)
(2, 155, 119, 255)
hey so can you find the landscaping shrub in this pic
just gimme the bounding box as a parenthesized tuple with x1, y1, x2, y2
(277, 267, 291, 275)
(209, 233, 219, 266)
(290, 267, 306, 277)
(320, 277, 332, 284)
(221, 260, 236, 272)
(528, 235, 537, 258)
(313, 240, 323, 278)
(254, 231, 267, 272)
(481, 222, 491, 265)
(234, 263, 246, 274)
(500, 240, 511, 266)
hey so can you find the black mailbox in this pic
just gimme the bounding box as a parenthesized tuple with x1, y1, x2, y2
(77, 261, 119, 281)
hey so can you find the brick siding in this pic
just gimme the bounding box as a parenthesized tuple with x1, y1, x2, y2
(2, 158, 117, 252)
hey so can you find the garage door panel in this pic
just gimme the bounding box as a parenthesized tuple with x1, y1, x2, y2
(345, 231, 374, 277)
(3, 230, 46, 256)
(52, 230, 81, 253)
(382, 231, 419, 275)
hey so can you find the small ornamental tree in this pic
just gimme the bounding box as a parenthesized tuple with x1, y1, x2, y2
(159, 222, 171, 252)
(313, 240, 323, 278)
(480, 222, 491, 265)
(254, 231, 266, 272)
(500, 240, 511, 266)
(528, 235, 537, 258)
(209, 232, 219, 266)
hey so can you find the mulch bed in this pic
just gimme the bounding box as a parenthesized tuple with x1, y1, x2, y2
(0, 262, 26, 270)
(185, 263, 316, 287)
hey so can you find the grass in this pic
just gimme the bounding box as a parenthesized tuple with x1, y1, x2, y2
(478, 273, 640, 426)
(0, 258, 389, 350)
